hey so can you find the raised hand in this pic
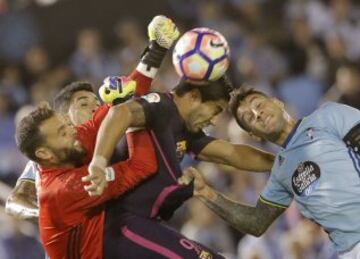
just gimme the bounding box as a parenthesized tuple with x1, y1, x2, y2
(148, 15, 180, 49)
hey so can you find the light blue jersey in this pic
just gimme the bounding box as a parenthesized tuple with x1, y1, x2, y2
(261, 102, 360, 252)
(18, 160, 38, 182)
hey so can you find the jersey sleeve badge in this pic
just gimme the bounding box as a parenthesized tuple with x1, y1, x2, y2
(141, 93, 161, 103)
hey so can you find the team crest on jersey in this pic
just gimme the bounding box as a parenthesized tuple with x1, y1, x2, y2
(292, 161, 321, 196)
(176, 140, 187, 159)
(141, 93, 161, 103)
(199, 250, 212, 259)
(306, 127, 315, 140)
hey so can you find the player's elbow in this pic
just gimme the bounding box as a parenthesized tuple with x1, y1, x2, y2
(251, 231, 263, 238)
(233, 216, 269, 237)
(243, 225, 267, 237)
(141, 157, 158, 177)
(5, 193, 16, 216)
(254, 220, 273, 237)
(5, 193, 27, 218)
(148, 160, 158, 175)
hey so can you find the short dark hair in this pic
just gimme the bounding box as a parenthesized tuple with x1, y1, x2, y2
(15, 104, 54, 162)
(173, 75, 233, 102)
(53, 81, 94, 114)
(229, 87, 267, 131)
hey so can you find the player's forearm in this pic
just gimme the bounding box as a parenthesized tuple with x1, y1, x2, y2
(231, 145, 274, 172)
(196, 186, 284, 236)
(93, 104, 133, 162)
(130, 41, 167, 96)
(197, 186, 274, 237)
(129, 70, 153, 97)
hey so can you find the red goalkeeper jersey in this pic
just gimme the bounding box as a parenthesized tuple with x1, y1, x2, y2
(38, 71, 155, 259)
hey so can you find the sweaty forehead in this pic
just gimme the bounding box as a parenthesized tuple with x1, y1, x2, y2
(236, 93, 265, 117)
(71, 90, 97, 104)
(243, 93, 266, 106)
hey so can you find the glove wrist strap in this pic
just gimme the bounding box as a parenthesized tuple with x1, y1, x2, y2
(141, 41, 167, 69)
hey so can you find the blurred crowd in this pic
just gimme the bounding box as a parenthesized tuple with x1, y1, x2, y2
(1, 0, 360, 258)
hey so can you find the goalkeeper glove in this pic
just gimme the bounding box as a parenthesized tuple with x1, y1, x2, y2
(139, 15, 180, 75)
(148, 15, 180, 49)
(98, 76, 136, 105)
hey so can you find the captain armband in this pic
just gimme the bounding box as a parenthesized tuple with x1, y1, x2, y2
(343, 123, 360, 155)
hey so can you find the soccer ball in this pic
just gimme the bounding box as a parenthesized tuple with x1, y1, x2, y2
(172, 27, 230, 82)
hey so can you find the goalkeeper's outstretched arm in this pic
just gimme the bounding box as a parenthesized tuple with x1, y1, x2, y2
(98, 15, 180, 104)
(87, 15, 179, 193)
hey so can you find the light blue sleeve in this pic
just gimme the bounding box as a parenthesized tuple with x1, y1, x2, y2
(17, 161, 38, 182)
(317, 102, 360, 139)
(260, 173, 293, 209)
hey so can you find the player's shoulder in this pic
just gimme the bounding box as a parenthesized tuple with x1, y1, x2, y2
(19, 160, 39, 182)
(315, 101, 341, 113)
(318, 101, 357, 113)
(25, 160, 38, 170)
(308, 102, 357, 122)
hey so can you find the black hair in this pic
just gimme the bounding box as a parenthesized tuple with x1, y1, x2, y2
(53, 81, 94, 114)
(173, 75, 233, 102)
(15, 104, 54, 162)
(229, 87, 267, 131)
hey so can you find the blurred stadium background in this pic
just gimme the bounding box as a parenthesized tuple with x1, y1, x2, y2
(1, 0, 360, 258)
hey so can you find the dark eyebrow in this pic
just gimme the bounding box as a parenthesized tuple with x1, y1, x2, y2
(76, 96, 90, 102)
(247, 95, 259, 104)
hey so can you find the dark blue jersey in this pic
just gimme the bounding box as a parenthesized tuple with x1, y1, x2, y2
(105, 92, 215, 221)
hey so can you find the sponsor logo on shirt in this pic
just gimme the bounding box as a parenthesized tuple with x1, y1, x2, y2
(179, 238, 213, 259)
(292, 161, 321, 196)
(141, 93, 161, 103)
(306, 127, 315, 140)
(176, 140, 187, 159)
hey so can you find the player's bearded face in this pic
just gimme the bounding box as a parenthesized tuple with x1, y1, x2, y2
(68, 91, 100, 126)
(236, 94, 286, 141)
(39, 114, 87, 166)
(187, 99, 227, 132)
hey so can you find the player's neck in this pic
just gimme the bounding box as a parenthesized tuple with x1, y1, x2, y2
(40, 160, 75, 169)
(274, 115, 297, 147)
(172, 93, 189, 121)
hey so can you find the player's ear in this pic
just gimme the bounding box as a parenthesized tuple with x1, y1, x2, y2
(35, 147, 53, 162)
